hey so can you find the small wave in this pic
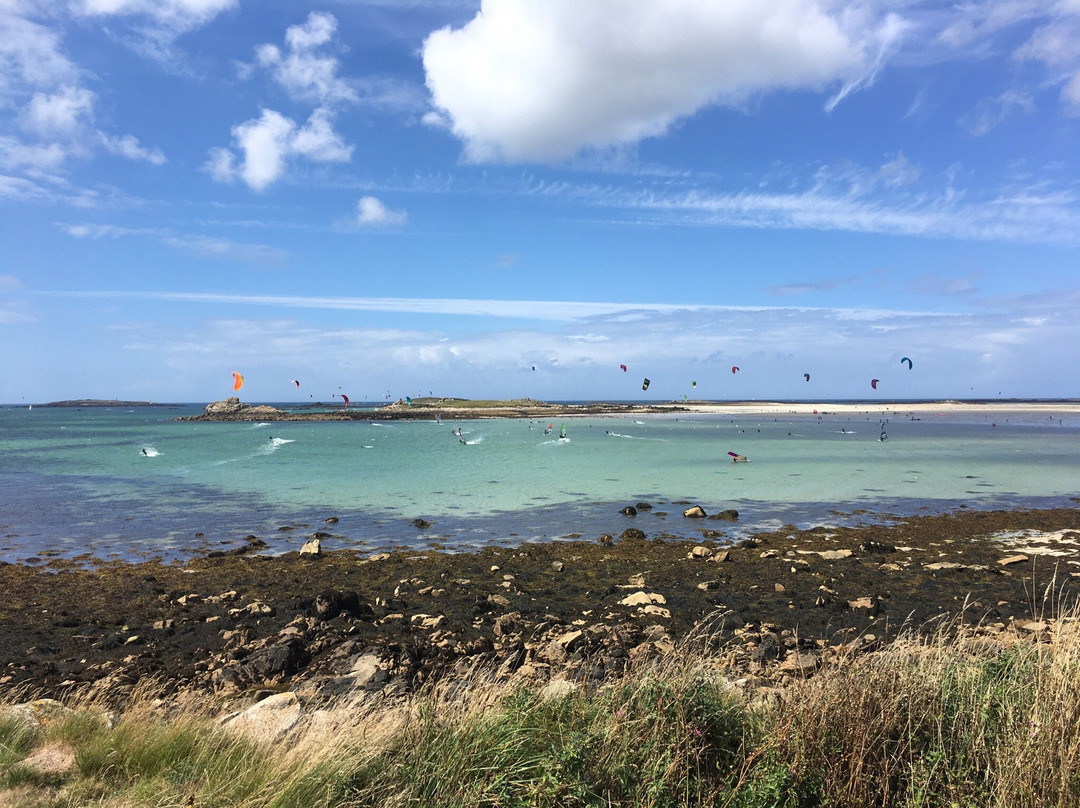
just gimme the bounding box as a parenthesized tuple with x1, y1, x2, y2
(270, 437, 294, 446)
(252, 423, 270, 429)
(140, 447, 160, 457)
(464, 437, 484, 445)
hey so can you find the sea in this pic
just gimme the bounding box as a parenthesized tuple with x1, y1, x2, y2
(2, 402, 1078, 564)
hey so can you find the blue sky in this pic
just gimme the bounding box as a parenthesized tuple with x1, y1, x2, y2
(2, 0, 1079, 404)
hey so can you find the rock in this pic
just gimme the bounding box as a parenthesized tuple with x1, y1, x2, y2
(818, 549, 853, 560)
(557, 630, 584, 649)
(774, 583, 786, 592)
(299, 538, 321, 556)
(683, 506, 707, 518)
(780, 651, 820, 674)
(691, 545, 713, 558)
(627, 573, 646, 587)
(245, 638, 309, 680)
(324, 516, 339, 524)
(635, 502, 654, 511)
(711, 509, 739, 522)
(222, 692, 301, 740)
(619, 591, 666, 607)
(411, 614, 444, 630)
(540, 678, 579, 701)
(620, 506, 638, 516)
(641, 604, 671, 618)
(847, 597, 876, 612)
(551, 560, 565, 572)
(861, 539, 895, 553)
(493, 611, 523, 637)
(697, 580, 721, 590)
(3, 699, 73, 730)
(1014, 619, 1049, 633)
(998, 554, 1028, 566)
(20, 742, 77, 777)
(620, 528, 647, 541)
(350, 654, 386, 689)
(313, 591, 372, 620)
(412, 518, 432, 529)
(924, 562, 965, 571)
(708, 550, 730, 563)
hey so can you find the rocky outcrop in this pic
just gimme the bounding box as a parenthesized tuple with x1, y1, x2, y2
(198, 398, 287, 421)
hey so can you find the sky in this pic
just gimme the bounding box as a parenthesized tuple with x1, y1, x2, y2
(2, 0, 1079, 404)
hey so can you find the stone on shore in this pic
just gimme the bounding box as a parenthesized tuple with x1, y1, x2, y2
(300, 538, 321, 556)
(683, 506, 707, 519)
(222, 691, 301, 740)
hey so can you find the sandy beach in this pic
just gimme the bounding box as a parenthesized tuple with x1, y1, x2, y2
(666, 400, 1080, 417)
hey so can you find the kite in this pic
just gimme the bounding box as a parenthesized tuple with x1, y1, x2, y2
(871, 379, 879, 390)
(731, 366, 740, 374)
(620, 364, 627, 372)
(804, 373, 811, 382)
(692, 380, 697, 388)
(231, 372, 243, 391)
(292, 379, 300, 389)
(901, 357, 913, 370)
(341, 394, 350, 408)
(642, 378, 651, 391)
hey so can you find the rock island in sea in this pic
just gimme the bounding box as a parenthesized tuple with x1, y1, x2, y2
(177, 395, 688, 422)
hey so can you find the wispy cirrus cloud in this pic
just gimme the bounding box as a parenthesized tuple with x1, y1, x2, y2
(60, 222, 287, 264)
(525, 155, 1080, 246)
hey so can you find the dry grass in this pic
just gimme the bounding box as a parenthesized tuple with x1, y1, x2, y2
(4, 607, 1080, 807)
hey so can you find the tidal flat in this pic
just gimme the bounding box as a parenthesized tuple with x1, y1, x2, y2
(2, 506, 1078, 706)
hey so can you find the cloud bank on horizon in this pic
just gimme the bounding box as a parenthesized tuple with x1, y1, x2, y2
(1, 0, 1078, 401)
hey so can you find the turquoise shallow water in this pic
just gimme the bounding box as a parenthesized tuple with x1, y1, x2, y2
(1, 403, 1078, 562)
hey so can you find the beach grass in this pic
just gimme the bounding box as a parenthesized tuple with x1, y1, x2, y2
(4, 616, 1080, 807)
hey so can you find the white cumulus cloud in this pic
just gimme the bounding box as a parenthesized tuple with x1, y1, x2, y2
(255, 12, 357, 106)
(356, 196, 407, 227)
(422, 0, 877, 163)
(206, 107, 352, 191)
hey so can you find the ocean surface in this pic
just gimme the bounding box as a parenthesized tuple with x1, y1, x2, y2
(2, 402, 1078, 563)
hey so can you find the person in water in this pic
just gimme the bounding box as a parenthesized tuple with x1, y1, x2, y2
(732, 454, 747, 462)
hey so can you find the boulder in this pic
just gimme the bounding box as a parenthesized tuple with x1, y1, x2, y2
(620, 528, 647, 541)
(683, 506, 707, 518)
(313, 590, 371, 620)
(780, 652, 820, 675)
(861, 539, 895, 553)
(299, 538, 321, 556)
(222, 692, 301, 740)
(245, 638, 309, 680)
(619, 591, 666, 607)
(412, 518, 432, 529)
(710, 509, 739, 522)
(620, 506, 638, 516)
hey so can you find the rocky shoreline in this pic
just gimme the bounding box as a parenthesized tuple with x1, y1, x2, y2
(2, 506, 1078, 710)
(177, 396, 687, 422)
